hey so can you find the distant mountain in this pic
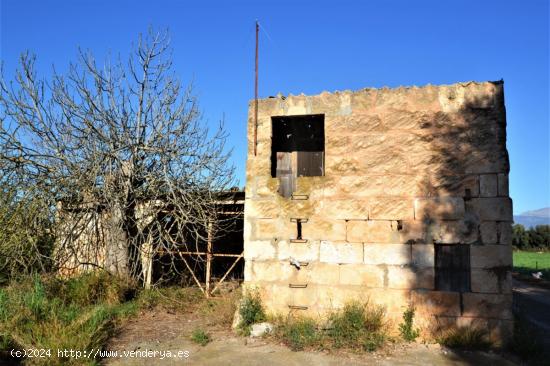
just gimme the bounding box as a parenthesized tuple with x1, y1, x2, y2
(514, 207, 550, 228)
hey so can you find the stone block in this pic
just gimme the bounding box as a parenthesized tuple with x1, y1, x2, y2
(471, 269, 511, 294)
(364, 244, 411, 265)
(303, 218, 347, 241)
(363, 288, 411, 314)
(306, 263, 341, 285)
(470, 245, 512, 269)
(246, 199, 280, 219)
(429, 174, 480, 197)
(498, 222, 512, 245)
(321, 199, 369, 220)
(414, 197, 465, 220)
(254, 219, 278, 239)
(387, 266, 434, 290)
(479, 174, 498, 197)
(279, 199, 319, 219)
(412, 290, 461, 317)
(255, 177, 279, 197)
(244, 240, 276, 260)
(277, 240, 319, 262)
(244, 260, 253, 281)
(412, 244, 434, 267)
(480, 221, 497, 244)
(339, 264, 385, 287)
(249, 260, 293, 283)
(462, 293, 513, 320)
(432, 220, 478, 244)
(467, 198, 513, 221)
(347, 220, 398, 243)
(399, 220, 431, 244)
(497, 173, 509, 197)
(320, 241, 363, 264)
(369, 197, 414, 220)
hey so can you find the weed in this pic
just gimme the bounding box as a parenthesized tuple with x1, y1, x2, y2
(280, 317, 319, 351)
(0, 271, 138, 365)
(327, 301, 386, 351)
(238, 290, 265, 335)
(135, 287, 203, 313)
(437, 325, 491, 350)
(190, 329, 211, 346)
(398, 307, 420, 342)
(199, 290, 240, 328)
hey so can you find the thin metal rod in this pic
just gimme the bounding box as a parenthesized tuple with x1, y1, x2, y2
(211, 253, 244, 295)
(157, 250, 241, 257)
(253, 20, 259, 156)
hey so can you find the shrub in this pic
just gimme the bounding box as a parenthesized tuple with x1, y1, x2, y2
(190, 329, 210, 346)
(0, 272, 138, 365)
(238, 290, 265, 335)
(399, 307, 420, 342)
(437, 326, 491, 350)
(327, 301, 386, 351)
(280, 317, 319, 351)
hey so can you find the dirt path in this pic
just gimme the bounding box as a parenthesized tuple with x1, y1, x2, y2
(103, 311, 519, 366)
(513, 278, 550, 346)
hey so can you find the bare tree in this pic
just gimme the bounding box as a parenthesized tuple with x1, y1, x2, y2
(0, 29, 235, 285)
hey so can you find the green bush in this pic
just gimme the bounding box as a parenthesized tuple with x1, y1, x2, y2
(0, 272, 138, 365)
(398, 307, 420, 342)
(327, 301, 386, 351)
(272, 301, 388, 353)
(280, 317, 319, 351)
(190, 329, 210, 346)
(238, 290, 265, 335)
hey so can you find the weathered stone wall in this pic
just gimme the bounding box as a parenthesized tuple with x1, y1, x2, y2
(243, 81, 513, 342)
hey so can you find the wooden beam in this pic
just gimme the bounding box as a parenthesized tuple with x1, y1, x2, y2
(211, 253, 244, 295)
(206, 221, 213, 297)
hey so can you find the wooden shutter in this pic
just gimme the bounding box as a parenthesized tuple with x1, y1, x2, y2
(297, 151, 324, 177)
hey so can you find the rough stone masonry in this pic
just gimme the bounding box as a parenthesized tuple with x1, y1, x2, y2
(243, 81, 513, 342)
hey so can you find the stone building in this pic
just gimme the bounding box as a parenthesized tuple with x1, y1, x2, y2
(243, 81, 513, 341)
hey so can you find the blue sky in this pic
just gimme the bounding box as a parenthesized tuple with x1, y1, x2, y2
(1, 0, 548, 214)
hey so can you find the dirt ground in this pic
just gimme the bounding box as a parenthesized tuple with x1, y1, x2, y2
(103, 310, 520, 366)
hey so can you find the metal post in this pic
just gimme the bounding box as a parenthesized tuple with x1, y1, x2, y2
(254, 20, 259, 156)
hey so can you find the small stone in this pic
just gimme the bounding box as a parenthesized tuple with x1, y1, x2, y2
(250, 322, 273, 337)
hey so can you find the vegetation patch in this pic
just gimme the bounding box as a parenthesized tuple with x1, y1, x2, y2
(436, 326, 491, 350)
(271, 301, 387, 353)
(190, 329, 211, 346)
(513, 250, 550, 281)
(326, 301, 386, 352)
(398, 307, 420, 342)
(276, 317, 320, 351)
(237, 290, 266, 335)
(0, 272, 137, 365)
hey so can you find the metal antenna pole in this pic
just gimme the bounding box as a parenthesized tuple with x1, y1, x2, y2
(254, 20, 259, 156)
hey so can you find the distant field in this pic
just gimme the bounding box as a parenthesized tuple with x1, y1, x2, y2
(513, 250, 550, 279)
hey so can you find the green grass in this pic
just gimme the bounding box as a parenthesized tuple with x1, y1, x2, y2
(0, 273, 218, 365)
(436, 326, 491, 350)
(513, 250, 550, 279)
(273, 301, 387, 353)
(190, 329, 210, 346)
(0, 272, 137, 365)
(237, 290, 266, 335)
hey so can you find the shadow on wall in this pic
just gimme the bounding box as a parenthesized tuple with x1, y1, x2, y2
(400, 83, 513, 347)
